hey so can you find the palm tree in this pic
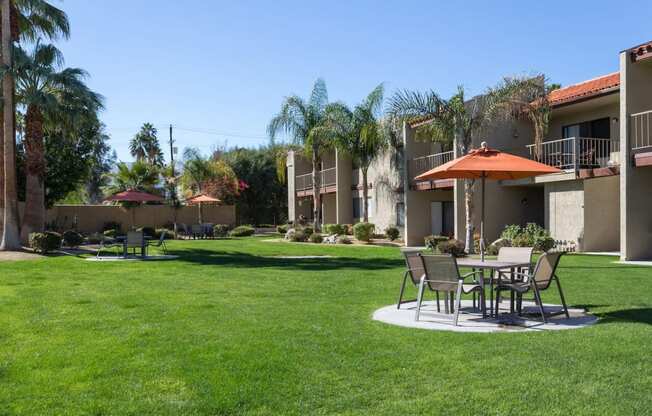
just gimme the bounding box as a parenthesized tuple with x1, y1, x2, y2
(387, 86, 489, 253)
(104, 161, 160, 195)
(13, 42, 103, 241)
(180, 147, 215, 194)
(0, 0, 70, 249)
(267, 79, 333, 230)
(129, 123, 164, 166)
(330, 84, 386, 222)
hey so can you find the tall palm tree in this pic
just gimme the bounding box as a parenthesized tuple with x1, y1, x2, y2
(330, 84, 386, 222)
(129, 123, 164, 166)
(387, 86, 489, 253)
(13, 42, 103, 241)
(104, 161, 160, 195)
(180, 147, 215, 194)
(268, 79, 333, 230)
(0, 0, 69, 249)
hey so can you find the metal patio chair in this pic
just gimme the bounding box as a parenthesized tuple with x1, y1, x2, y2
(147, 232, 168, 255)
(397, 249, 441, 311)
(191, 224, 204, 239)
(416, 254, 483, 325)
(125, 231, 146, 257)
(494, 251, 569, 323)
(95, 236, 122, 258)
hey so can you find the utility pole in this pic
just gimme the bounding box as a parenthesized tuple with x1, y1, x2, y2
(168, 124, 179, 239)
(169, 124, 175, 168)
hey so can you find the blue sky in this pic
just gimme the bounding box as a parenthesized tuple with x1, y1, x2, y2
(56, 0, 651, 162)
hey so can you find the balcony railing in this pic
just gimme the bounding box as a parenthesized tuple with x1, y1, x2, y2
(409, 151, 454, 180)
(526, 137, 619, 171)
(295, 167, 337, 191)
(631, 109, 652, 150)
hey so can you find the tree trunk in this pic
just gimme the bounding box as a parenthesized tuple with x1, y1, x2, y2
(311, 150, 321, 231)
(464, 179, 475, 254)
(0, 0, 20, 251)
(362, 167, 369, 223)
(21, 104, 46, 243)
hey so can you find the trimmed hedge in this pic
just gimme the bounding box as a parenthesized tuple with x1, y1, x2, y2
(213, 224, 230, 238)
(62, 230, 84, 248)
(385, 226, 400, 241)
(323, 224, 346, 235)
(229, 225, 255, 237)
(353, 223, 375, 242)
(436, 239, 466, 257)
(29, 232, 62, 254)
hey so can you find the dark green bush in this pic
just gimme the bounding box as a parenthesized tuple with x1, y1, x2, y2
(436, 239, 466, 257)
(487, 244, 500, 256)
(29, 232, 62, 253)
(62, 230, 84, 248)
(229, 225, 255, 237)
(353, 222, 375, 242)
(302, 227, 314, 237)
(323, 224, 346, 235)
(425, 235, 449, 251)
(214, 224, 230, 238)
(290, 230, 307, 242)
(501, 223, 555, 252)
(385, 226, 400, 241)
(309, 233, 323, 243)
(276, 224, 289, 234)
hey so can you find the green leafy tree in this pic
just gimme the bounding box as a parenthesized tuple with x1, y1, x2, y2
(104, 161, 160, 196)
(329, 84, 386, 222)
(12, 41, 102, 241)
(267, 79, 334, 231)
(180, 147, 239, 203)
(129, 123, 164, 166)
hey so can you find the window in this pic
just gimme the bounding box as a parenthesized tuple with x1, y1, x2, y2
(353, 197, 373, 219)
(396, 202, 405, 227)
(562, 117, 610, 139)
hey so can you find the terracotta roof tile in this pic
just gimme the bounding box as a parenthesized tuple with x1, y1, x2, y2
(630, 40, 652, 62)
(548, 72, 620, 106)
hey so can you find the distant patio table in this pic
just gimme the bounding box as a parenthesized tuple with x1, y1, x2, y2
(115, 236, 152, 258)
(456, 258, 532, 318)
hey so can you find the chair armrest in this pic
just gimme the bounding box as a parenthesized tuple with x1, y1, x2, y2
(461, 270, 483, 281)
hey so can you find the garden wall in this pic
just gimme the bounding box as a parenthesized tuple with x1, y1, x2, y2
(46, 204, 236, 233)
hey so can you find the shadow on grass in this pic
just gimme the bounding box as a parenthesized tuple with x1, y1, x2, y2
(172, 248, 402, 271)
(577, 305, 652, 326)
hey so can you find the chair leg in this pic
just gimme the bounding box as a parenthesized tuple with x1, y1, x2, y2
(472, 291, 476, 310)
(415, 277, 426, 321)
(555, 276, 570, 319)
(397, 274, 408, 310)
(494, 288, 501, 317)
(453, 281, 463, 326)
(435, 290, 440, 313)
(532, 285, 547, 323)
(449, 292, 454, 313)
(443, 292, 449, 314)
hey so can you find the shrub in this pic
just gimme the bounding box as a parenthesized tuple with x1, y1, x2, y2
(290, 230, 308, 242)
(309, 233, 323, 243)
(277, 224, 289, 234)
(155, 228, 174, 240)
(385, 226, 400, 241)
(353, 222, 375, 242)
(336, 235, 352, 244)
(487, 244, 500, 256)
(214, 224, 230, 238)
(102, 221, 121, 233)
(302, 226, 314, 237)
(29, 232, 62, 254)
(62, 230, 84, 248)
(229, 225, 256, 237)
(501, 224, 522, 242)
(425, 235, 449, 252)
(323, 224, 345, 235)
(344, 224, 354, 235)
(136, 226, 156, 238)
(501, 223, 556, 252)
(436, 239, 466, 257)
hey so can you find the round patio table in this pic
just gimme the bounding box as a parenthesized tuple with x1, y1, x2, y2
(456, 258, 532, 318)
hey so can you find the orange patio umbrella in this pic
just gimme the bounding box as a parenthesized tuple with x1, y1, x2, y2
(415, 142, 561, 260)
(105, 189, 164, 228)
(186, 194, 221, 224)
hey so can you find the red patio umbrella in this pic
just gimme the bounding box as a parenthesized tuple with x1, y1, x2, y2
(415, 142, 561, 260)
(186, 193, 221, 223)
(104, 189, 164, 228)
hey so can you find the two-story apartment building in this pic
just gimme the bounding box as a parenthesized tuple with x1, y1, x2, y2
(286, 40, 652, 260)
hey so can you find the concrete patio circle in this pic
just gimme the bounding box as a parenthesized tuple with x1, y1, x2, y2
(373, 300, 597, 333)
(86, 255, 179, 262)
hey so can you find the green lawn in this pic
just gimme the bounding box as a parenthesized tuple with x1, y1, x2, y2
(0, 238, 650, 415)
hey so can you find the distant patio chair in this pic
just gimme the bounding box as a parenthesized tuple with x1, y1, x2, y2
(416, 254, 483, 325)
(147, 232, 168, 255)
(397, 249, 441, 311)
(126, 231, 145, 257)
(495, 247, 534, 281)
(95, 236, 122, 258)
(191, 224, 203, 239)
(494, 251, 569, 323)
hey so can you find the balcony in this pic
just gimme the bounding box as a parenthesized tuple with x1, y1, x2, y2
(631, 110, 652, 167)
(526, 137, 620, 171)
(409, 151, 455, 190)
(295, 167, 337, 196)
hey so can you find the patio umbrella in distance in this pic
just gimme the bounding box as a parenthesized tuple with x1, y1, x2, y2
(186, 193, 221, 224)
(415, 142, 561, 260)
(105, 189, 164, 228)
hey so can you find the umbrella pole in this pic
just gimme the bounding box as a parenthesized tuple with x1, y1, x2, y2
(198, 202, 203, 224)
(481, 174, 486, 262)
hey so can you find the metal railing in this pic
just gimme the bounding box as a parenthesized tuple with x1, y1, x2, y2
(409, 151, 454, 180)
(295, 167, 337, 191)
(526, 137, 619, 171)
(631, 110, 652, 150)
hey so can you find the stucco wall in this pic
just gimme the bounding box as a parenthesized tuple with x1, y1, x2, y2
(321, 193, 337, 224)
(47, 204, 236, 234)
(584, 175, 620, 252)
(545, 180, 584, 246)
(404, 189, 454, 246)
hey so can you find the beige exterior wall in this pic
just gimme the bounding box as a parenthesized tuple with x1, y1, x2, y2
(321, 193, 337, 224)
(47, 204, 236, 234)
(545, 180, 584, 246)
(548, 97, 619, 141)
(584, 175, 620, 252)
(621, 53, 652, 260)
